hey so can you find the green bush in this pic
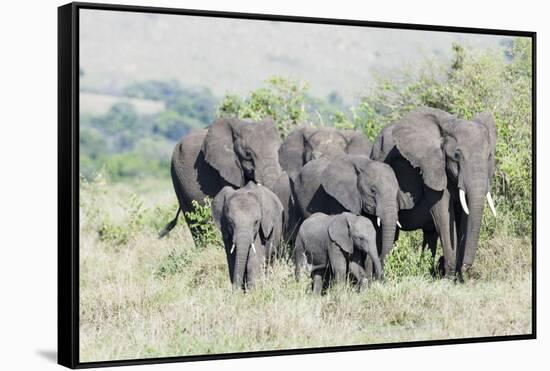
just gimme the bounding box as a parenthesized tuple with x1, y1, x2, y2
(97, 193, 146, 246)
(79, 171, 108, 230)
(154, 248, 195, 279)
(218, 77, 309, 138)
(184, 198, 222, 250)
(384, 230, 434, 281)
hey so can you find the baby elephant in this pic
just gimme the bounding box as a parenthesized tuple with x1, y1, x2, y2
(212, 181, 284, 290)
(294, 212, 381, 294)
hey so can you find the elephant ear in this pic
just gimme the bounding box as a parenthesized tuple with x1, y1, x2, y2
(278, 125, 315, 179)
(328, 214, 353, 254)
(341, 130, 373, 156)
(211, 186, 235, 231)
(391, 112, 447, 191)
(202, 118, 244, 187)
(473, 111, 497, 151)
(473, 111, 497, 184)
(255, 184, 284, 239)
(371, 124, 396, 162)
(321, 156, 362, 214)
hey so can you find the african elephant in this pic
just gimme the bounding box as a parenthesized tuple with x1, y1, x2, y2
(212, 182, 284, 290)
(371, 107, 497, 278)
(293, 212, 382, 294)
(160, 117, 287, 241)
(292, 154, 413, 273)
(279, 125, 373, 180)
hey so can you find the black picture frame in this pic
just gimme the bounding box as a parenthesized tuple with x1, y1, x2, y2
(58, 2, 537, 369)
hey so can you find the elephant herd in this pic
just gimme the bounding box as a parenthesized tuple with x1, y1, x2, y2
(162, 107, 498, 292)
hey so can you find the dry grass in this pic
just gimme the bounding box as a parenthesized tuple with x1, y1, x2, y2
(79, 180, 532, 362)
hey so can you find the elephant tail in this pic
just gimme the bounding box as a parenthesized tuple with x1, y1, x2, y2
(158, 207, 182, 239)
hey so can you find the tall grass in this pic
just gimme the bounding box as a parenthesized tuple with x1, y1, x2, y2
(79, 177, 531, 362)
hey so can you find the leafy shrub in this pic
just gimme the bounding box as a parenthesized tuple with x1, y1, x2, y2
(79, 170, 108, 230)
(384, 230, 434, 281)
(218, 76, 309, 138)
(98, 193, 146, 246)
(155, 249, 195, 279)
(331, 102, 386, 142)
(98, 220, 130, 246)
(184, 198, 222, 250)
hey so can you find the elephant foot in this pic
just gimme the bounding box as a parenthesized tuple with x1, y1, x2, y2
(432, 256, 458, 279)
(357, 278, 369, 292)
(454, 271, 465, 284)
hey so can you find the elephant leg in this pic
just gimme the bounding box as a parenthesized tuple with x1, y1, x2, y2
(422, 229, 439, 277)
(422, 229, 438, 257)
(328, 246, 348, 284)
(429, 188, 456, 277)
(364, 256, 373, 281)
(311, 270, 324, 295)
(365, 227, 384, 281)
(349, 258, 367, 291)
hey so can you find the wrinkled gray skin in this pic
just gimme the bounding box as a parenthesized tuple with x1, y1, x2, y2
(293, 155, 414, 274)
(371, 107, 497, 279)
(212, 182, 284, 290)
(161, 117, 288, 241)
(279, 125, 373, 180)
(293, 212, 382, 294)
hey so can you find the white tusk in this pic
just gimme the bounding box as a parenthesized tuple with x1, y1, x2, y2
(396, 220, 402, 228)
(251, 243, 256, 254)
(230, 243, 236, 254)
(486, 192, 497, 217)
(459, 189, 470, 215)
(377, 217, 381, 227)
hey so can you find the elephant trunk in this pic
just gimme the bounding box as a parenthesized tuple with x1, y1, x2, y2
(232, 233, 252, 290)
(368, 249, 383, 280)
(379, 205, 398, 268)
(257, 157, 283, 190)
(461, 179, 486, 271)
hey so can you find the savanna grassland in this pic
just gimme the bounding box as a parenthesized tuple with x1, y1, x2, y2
(79, 176, 531, 362)
(79, 39, 533, 362)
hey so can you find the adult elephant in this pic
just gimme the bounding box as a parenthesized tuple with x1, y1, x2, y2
(279, 125, 373, 180)
(371, 107, 497, 278)
(160, 117, 287, 240)
(292, 154, 414, 271)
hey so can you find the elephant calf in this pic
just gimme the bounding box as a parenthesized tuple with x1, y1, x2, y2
(212, 182, 284, 290)
(293, 212, 381, 294)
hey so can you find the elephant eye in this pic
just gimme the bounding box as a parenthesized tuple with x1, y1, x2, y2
(454, 149, 463, 161)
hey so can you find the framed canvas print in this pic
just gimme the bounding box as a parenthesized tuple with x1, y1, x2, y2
(58, 2, 536, 368)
